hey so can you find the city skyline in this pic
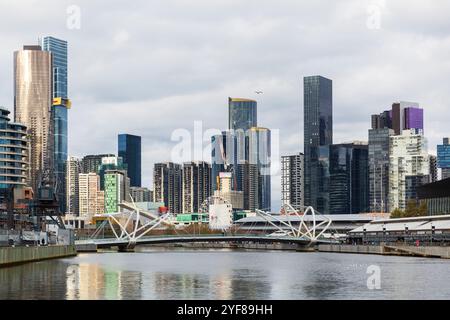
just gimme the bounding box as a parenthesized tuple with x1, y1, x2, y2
(0, 1, 449, 210)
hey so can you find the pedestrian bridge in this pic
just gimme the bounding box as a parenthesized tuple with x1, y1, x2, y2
(75, 234, 335, 251)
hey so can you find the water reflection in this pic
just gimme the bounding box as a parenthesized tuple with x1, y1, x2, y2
(1, 250, 450, 300)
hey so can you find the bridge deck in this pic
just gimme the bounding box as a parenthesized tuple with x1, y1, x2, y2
(76, 235, 333, 248)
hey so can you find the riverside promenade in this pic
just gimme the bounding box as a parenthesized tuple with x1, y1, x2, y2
(0, 245, 77, 267)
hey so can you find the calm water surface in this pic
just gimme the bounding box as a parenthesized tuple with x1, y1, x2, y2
(1, 247, 450, 300)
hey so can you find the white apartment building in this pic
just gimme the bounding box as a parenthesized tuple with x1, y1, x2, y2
(78, 173, 104, 221)
(389, 129, 430, 211)
(281, 153, 304, 210)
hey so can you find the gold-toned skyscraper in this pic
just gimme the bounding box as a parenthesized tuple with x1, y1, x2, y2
(14, 45, 53, 192)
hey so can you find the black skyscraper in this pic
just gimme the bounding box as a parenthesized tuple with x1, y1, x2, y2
(303, 76, 333, 213)
(118, 134, 142, 187)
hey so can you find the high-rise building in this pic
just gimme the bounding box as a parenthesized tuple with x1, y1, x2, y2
(81, 154, 115, 174)
(248, 127, 271, 211)
(328, 142, 369, 214)
(78, 173, 103, 220)
(281, 153, 304, 211)
(118, 134, 141, 187)
(368, 128, 394, 213)
(14, 45, 52, 193)
(389, 129, 430, 210)
(104, 170, 130, 213)
(153, 163, 182, 213)
(182, 161, 211, 213)
(429, 155, 438, 183)
(303, 76, 333, 213)
(391, 102, 423, 135)
(130, 187, 153, 203)
(437, 138, 450, 180)
(0, 108, 28, 190)
(66, 156, 81, 215)
(228, 98, 257, 132)
(41, 36, 69, 213)
(97, 156, 127, 190)
(213, 172, 244, 210)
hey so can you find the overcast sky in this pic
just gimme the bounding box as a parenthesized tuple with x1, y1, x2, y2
(0, 0, 449, 210)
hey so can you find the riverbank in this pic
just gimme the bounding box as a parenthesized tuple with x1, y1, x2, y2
(317, 244, 450, 259)
(0, 245, 77, 267)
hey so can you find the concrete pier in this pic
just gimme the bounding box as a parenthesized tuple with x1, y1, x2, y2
(0, 245, 77, 267)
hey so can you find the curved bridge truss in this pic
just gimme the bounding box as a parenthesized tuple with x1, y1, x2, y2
(90, 200, 175, 246)
(255, 204, 332, 242)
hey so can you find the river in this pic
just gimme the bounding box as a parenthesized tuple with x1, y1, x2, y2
(1, 247, 450, 300)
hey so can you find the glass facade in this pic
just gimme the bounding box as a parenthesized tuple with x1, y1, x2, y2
(118, 134, 141, 187)
(228, 98, 257, 132)
(303, 76, 333, 212)
(42, 36, 69, 212)
(0, 108, 28, 189)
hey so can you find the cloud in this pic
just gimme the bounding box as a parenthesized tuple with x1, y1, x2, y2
(0, 0, 449, 210)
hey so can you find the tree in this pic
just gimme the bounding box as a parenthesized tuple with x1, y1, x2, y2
(391, 208, 404, 219)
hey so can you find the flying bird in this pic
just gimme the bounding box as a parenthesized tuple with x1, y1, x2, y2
(255, 91, 263, 94)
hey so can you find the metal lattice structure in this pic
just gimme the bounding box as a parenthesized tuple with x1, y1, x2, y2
(255, 204, 332, 242)
(90, 199, 174, 246)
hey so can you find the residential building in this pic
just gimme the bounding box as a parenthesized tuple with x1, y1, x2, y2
(66, 156, 81, 215)
(97, 156, 127, 190)
(41, 36, 69, 213)
(429, 155, 438, 183)
(14, 45, 52, 192)
(130, 187, 153, 203)
(104, 170, 130, 213)
(281, 153, 304, 211)
(78, 173, 103, 220)
(303, 76, 333, 213)
(118, 134, 141, 187)
(182, 161, 211, 213)
(81, 154, 115, 174)
(389, 129, 430, 211)
(213, 172, 244, 210)
(153, 163, 182, 213)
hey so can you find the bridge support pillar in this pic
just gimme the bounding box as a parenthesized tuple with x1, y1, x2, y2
(118, 245, 136, 253)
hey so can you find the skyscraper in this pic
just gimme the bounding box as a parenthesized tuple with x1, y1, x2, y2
(14, 45, 53, 192)
(281, 153, 304, 211)
(81, 154, 115, 174)
(130, 187, 153, 203)
(391, 101, 423, 135)
(78, 173, 104, 220)
(328, 142, 369, 214)
(118, 134, 141, 187)
(182, 161, 211, 213)
(228, 98, 257, 132)
(41, 36, 69, 213)
(303, 76, 333, 213)
(153, 163, 182, 213)
(389, 129, 429, 210)
(437, 138, 450, 180)
(66, 156, 81, 215)
(368, 128, 394, 213)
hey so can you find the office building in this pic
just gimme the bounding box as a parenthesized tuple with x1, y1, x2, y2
(130, 187, 153, 203)
(97, 156, 127, 190)
(78, 173, 103, 220)
(14, 45, 52, 192)
(211, 131, 241, 192)
(153, 163, 182, 213)
(368, 128, 394, 213)
(81, 154, 115, 174)
(118, 134, 141, 187)
(391, 102, 423, 135)
(389, 129, 430, 211)
(228, 98, 257, 132)
(418, 178, 450, 216)
(104, 170, 130, 213)
(438, 138, 450, 180)
(66, 156, 81, 215)
(41, 36, 69, 213)
(281, 153, 304, 211)
(429, 155, 438, 183)
(182, 161, 211, 213)
(303, 76, 333, 213)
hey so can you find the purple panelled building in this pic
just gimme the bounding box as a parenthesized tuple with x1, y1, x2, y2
(404, 107, 424, 132)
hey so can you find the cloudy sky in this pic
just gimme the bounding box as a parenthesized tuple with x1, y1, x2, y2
(0, 0, 449, 210)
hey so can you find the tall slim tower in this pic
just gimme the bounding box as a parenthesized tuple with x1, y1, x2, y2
(182, 161, 211, 213)
(281, 153, 304, 211)
(14, 45, 53, 193)
(66, 156, 81, 215)
(41, 36, 69, 213)
(153, 163, 182, 213)
(303, 76, 333, 213)
(118, 134, 141, 187)
(228, 98, 257, 132)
